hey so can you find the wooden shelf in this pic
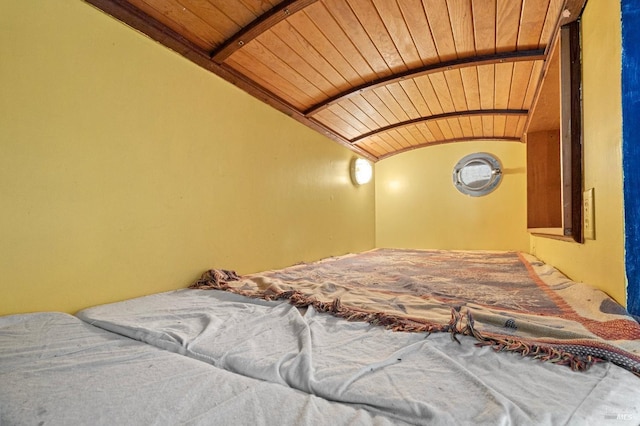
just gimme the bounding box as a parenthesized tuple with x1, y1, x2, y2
(525, 22, 583, 243)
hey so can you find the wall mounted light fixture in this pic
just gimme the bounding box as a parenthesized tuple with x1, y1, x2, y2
(351, 158, 373, 185)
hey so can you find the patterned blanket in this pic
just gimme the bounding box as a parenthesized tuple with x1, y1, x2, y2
(190, 248, 640, 376)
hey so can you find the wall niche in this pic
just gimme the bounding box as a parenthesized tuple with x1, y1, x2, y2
(526, 22, 583, 243)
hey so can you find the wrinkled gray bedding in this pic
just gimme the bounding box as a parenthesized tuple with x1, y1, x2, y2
(0, 312, 406, 426)
(77, 289, 640, 425)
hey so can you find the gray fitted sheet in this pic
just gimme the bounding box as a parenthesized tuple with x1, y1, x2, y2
(77, 289, 640, 426)
(0, 312, 407, 426)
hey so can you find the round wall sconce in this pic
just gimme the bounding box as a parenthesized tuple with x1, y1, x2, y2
(452, 152, 502, 196)
(351, 158, 373, 185)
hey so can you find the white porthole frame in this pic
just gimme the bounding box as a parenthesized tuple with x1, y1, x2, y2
(452, 152, 503, 197)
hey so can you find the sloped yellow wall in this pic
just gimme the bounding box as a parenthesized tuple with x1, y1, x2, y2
(375, 142, 529, 251)
(0, 0, 374, 315)
(530, 0, 626, 305)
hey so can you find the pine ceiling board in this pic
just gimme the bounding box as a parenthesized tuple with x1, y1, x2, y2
(355, 140, 385, 157)
(516, 115, 527, 135)
(415, 121, 444, 143)
(348, 96, 391, 128)
(482, 115, 495, 136)
(287, 10, 366, 87)
(351, 137, 377, 153)
(470, 115, 484, 137)
(459, 67, 481, 110)
(522, 60, 545, 108)
(347, 0, 412, 72)
(374, 86, 412, 123)
(386, 82, 421, 120)
(409, 124, 430, 144)
(539, 0, 563, 48)
(398, 127, 422, 148)
(313, 108, 361, 139)
(436, 118, 455, 140)
(423, 0, 458, 61)
(494, 62, 514, 109)
(270, 21, 352, 94)
(504, 115, 520, 137)
(386, 129, 413, 149)
(458, 116, 474, 138)
(406, 125, 428, 146)
(428, 73, 456, 113)
(445, 117, 465, 139)
(327, 104, 371, 135)
(303, 3, 379, 81)
(235, 0, 280, 16)
(373, 0, 423, 68)
(257, 29, 338, 99)
(377, 136, 401, 154)
(416, 123, 436, 142)
(369, 134, 399, 152)
(210, 0, 259, 25)
(373, 133, 403, 151)
(321, 0, 393, 79)
(414, 75, 445, 115)
(128, 0, 219, 50)
(426, 121, 446, 141)
(518, 0, 551, 49)
(471, 0, 497, 55)
(176, 0, 242, 38)
(494, 114, 507, 137)
(375, 142, 396, 158)
(361, 91, 401, 125)
(399, 80, 433, 117)
(447, 0, 476, 57)
(477, 64, 496, 109)
(507, 61, 534, 109)
(339, 99, 381, 130)
(238, 39, 328, 107)
(444, 69, 469, 111)
(397, 0, 439, 65)
(495, 0, 522, 52)
(395, 127, 421, 147)
(225, 51, 312, 110)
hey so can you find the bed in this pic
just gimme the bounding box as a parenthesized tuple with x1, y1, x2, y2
(0, 312, 410, 425)
(75, 248, 640, 425)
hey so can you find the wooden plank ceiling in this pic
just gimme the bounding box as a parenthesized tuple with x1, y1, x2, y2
(86, 0, 587, 161)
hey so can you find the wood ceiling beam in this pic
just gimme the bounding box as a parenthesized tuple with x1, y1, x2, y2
(83, 0, 376, 162)
(211, 0, 319, 64)
(350, 110, 529, 144)
(305, 50, 546, 117)
(374, 137, 522, 160)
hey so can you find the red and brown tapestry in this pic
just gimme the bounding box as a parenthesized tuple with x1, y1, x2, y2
(190, 248, 640, 376)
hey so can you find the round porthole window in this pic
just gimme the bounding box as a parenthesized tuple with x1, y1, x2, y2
(452, 152, 502, 197)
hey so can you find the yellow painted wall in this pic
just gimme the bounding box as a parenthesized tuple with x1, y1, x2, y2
(0, 0, 375, 315)
(375, 142, 529, 251)
(530, 0, 626, 305)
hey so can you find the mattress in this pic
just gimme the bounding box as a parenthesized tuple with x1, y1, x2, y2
(78, 289, 640, 425)
(0, 312, 407, 426)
